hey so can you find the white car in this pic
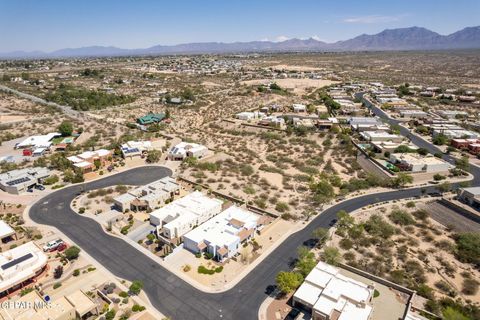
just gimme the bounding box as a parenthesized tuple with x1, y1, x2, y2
(43, 239, 64, 252)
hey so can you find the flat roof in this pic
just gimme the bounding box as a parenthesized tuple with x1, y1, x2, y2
(293, 261, 373, 320)
(65, 290, 97, 316)
(151, 191, 222, 232)
(294, 282, 323, 306)
(0, 220, 15, 238)
(184, 206, 259, 247)
(0, 242, 48, 293)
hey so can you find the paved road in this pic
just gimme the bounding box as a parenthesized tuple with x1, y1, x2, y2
(28, 96, 480, 320)
(0, 84, 84, 118)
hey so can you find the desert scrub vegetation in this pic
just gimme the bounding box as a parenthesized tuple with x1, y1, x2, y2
(44, 83, 135, 110)
(328, 201, 480, 318)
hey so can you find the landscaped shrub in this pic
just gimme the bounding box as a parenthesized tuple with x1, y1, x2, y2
(197, 265, 215, 275)
(389, 209, 415, 226)
(64, 246, 81, 260)
(132, 304, 146, 312)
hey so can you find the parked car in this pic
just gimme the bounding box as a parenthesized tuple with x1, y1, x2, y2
(265, 285, 276, 295)
(34, 184, 45, 191)
(26, 187, 34, 193)
(328, 219, 337, 227)
(56, 243, 67, 252)
(43, 239, 64, 252)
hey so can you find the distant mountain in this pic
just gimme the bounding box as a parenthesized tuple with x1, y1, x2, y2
(335, 26, 480, 50)
(1, 26, 479, 59)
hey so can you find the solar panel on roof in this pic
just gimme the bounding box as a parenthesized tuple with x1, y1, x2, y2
(1, 253, 33, 270)
(124, 148, 140, 154)
(6, 176, 30, 186)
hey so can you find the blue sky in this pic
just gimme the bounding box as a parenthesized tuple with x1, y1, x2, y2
(1, 0, 479, 52)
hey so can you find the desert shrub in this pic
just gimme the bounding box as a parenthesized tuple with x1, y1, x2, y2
(412, 209, 429, 220)
(462, 278, 479, 295)
(339, 238, 353, 250)
(363, 215, 395, 238)
(389, 209, 415, 225)
(454, 232, 480, 266)
(275, 202, 289, 212)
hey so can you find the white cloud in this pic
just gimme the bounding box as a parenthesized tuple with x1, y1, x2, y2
(342, 14, 404, 24)
(275, 35, 290, 42)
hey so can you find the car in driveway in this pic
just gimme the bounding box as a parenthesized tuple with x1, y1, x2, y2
(34, 184, 45, 191)
(43, 239, 65, 252)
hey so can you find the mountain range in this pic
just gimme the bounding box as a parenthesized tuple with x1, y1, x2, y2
(2, 26, 480, 59)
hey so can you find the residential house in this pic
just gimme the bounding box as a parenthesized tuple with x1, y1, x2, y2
(0, 167, 51, 195)
(389, 153, 451, 173)
(150, 191, 223, 240)
(183, 206, 262, 261)
(67, 149, 112, 173)
(113, 176, 180, 212)
(0, 242, 48, 295)
(293, 261, 374, 320)
(137, 113, 165, 125)
(168, 142, 208, 160)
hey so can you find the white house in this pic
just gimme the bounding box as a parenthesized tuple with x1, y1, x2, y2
(235, 111, 265, 121)
(390, 153, 452, 173)
(15, 132, 61, 150)
(0, 167, 51, 194)
(293, 261, 374, 320)
(150, 191, 223, 239)
(183, 206, 261, 261)
(0, 221, 16, 243)
(292, 104, 307, 113)
(121, 140, 153, 158)
(168, 142, 208, 160)
(0, 242, 48, 294)
(360, 131, 404, 143)
(113, 176, 180, 212)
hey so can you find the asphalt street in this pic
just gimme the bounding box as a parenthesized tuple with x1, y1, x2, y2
(28, 96, 480, 320)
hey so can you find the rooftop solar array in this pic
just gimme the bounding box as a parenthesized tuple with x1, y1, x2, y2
(123, 148, 140, 154)
(1, 253, 33, 270)
(6, 176, 31, 186)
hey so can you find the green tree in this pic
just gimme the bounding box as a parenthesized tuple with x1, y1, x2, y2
(146, 150, 162, 163)
(442, 307, 470, 320)
(322, 246, 342, 265)
(337, 210, 354, 229)
(436, 181, 451, 193)
(64, 246, 81, 260)
(312, 228, 329, 246)
(455, 156, 470, 171)
(390, 173, 413, 188)
(129, 280, 144, 295)
(275, 271, 303, 294)
(433, 134, 448, 145)
(310, 179, 334, 204)
(58, 120, 73, 136)
(93, 159, 101, 170)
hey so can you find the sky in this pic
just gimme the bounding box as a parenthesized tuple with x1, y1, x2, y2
(1, 0, 479, 52)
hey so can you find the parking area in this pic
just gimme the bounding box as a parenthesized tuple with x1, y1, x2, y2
(420, 201, 480, 233)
